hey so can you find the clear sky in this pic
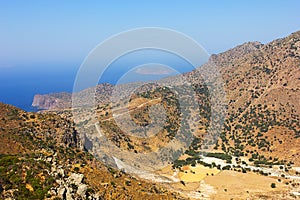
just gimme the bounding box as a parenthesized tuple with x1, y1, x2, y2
(1, 0, 300, 69)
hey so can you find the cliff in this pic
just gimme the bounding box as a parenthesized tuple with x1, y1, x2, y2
(32, 92, 72, 110)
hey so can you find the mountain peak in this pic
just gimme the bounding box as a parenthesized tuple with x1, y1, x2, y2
(209, 41, 263, 66)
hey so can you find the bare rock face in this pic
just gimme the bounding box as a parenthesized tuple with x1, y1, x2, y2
(32, 94, 57, 109)
(76, 184, 87, 197)
(67, 173, 84, 185)
(32, 92, 72, 110)
(31, 83, 115, 110)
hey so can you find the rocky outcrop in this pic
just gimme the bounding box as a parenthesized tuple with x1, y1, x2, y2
(32, 94, 56, 109)
(32, 92, 72, 110)
(43, 153, 96, 200)
(0, 102, 184, 200)
(32, 83, 114, 110)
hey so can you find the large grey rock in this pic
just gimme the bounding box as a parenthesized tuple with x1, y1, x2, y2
(68, 173, 84, 185)
(66, 187, 74, 200)
(57, 186, 66, 198)
(51, 166, 57, 172)
(55, 179, 63, 185)
(48, 189, 57, 196)
(57, 168, 65, 177)
(77, 184, 87, 197)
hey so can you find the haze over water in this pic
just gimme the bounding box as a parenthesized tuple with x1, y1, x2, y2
(1, 1, 299, 111)
(0, 50, 195, 111)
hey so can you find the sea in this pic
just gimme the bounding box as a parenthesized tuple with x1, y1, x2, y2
(0, 50, 205, 112)
(0, 65, 77, 112)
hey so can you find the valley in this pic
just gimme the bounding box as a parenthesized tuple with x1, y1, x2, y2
(1, 30, 299, 199)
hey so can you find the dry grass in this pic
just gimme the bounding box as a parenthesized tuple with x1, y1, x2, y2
(178, 164, 220, 183)
(204, 170, 288, 200)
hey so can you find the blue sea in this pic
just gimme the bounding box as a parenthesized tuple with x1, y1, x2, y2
(0, 50, 205, 112)
(0, 65, 78, 111)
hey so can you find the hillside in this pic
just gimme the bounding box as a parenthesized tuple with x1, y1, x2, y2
(211, 31, 300, 164)
(23, 30, 300, 199)
(65, 31, 300, 164)
(0, 103, 185, 199)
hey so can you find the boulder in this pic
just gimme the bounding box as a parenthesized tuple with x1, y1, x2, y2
(68, 173, 84, 185)
(57, 186, 66, 198)
(77, 184, 87, 197)
(66, 187, 73, 200)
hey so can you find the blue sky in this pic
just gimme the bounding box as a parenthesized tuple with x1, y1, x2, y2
(1, 0, 300, 69)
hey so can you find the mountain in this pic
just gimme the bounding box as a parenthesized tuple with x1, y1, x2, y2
(34, 31, 300, 164)
(211, 31, 300, 164)
(0, 102, 184, 199)
(4, 30, 300, 199)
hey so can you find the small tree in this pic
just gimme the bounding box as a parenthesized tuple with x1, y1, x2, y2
(271, 183, 276, 188)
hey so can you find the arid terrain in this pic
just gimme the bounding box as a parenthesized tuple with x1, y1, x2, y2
(1, 31, 300, 199)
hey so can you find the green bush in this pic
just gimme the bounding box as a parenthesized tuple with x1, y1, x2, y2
(206, 152, 232, 163)
(271, 183, 276, 188)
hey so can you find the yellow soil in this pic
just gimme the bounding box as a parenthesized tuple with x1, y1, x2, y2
(128, 97, 161, 110)
(204, 170, 288, 200)
(178, 164, 220, 183)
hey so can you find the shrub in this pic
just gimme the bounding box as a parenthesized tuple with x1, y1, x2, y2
(206, 152, 232, 163)
(271, 183, 276, 188)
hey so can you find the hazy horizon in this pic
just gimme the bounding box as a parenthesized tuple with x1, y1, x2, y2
(1, 1, 300, 69)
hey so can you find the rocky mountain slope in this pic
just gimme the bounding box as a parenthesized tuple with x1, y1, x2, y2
(0, 103, 185, 199)
(209, 31, 300, 164)
(41, 30, 300, 165)
(18, 30, 300, 199)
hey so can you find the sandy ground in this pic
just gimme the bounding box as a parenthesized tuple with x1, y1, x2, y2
(203, 170, 289, 200)
(178, 165, 220, 183)
(157, 164, 292, 199)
